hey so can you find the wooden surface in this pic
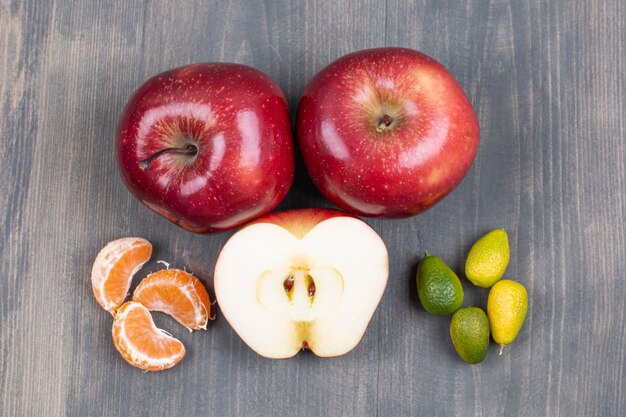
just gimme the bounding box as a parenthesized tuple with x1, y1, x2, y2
(1, 0, 625, 416)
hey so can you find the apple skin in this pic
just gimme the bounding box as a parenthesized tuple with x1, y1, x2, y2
(296, 47, 480, 217)
(116, 63, 294, 233)
(244, 207, 352, 239)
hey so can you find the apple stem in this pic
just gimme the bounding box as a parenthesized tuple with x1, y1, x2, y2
(138, 144, 198, 170)
(424, 251, 430, 258)
(376, 114, 394, 132)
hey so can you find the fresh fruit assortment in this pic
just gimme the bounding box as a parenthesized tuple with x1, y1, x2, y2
(91, 238, 212, 371)
(90, 47, 531, 368)
(417, 229, 528, 364)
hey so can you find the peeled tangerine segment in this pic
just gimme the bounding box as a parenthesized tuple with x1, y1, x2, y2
(112, 301, 185, 371)
(133, 269, 212, 331)
(91, 237, 152, 315)
(214, 215, 389, 359)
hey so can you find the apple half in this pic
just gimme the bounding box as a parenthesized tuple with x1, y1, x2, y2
(214, 208, 389, 358)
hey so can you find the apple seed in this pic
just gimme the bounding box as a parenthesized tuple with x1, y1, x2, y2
(283, 275, 294, 292)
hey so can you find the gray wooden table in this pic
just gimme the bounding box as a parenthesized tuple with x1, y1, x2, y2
(2, 1, 625, 416)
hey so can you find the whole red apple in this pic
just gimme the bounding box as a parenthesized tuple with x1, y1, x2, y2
(116, 63, 294, 233)
(296, 48, 479, 217)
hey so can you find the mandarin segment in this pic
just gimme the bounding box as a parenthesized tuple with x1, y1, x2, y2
(91, 237, 152, 315)
(133, 269, 212, 331)
(112, 301, 185, 371)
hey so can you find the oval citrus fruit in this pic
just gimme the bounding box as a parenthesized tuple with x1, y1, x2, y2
(450, 307, 490, 364)
(465, 229, 509, 287)
(417, 254, 464, 315)
(487, 279, 528, 353)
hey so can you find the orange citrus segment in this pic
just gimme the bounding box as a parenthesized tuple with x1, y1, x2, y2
(133, 269, 212, 331)
(112, 301, 185, 371)
(91, 237, 152, 315)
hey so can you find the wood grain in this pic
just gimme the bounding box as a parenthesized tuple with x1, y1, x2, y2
(0, 0, 624, 416)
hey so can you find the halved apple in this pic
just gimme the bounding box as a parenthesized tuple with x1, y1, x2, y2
(214, 208, 389, 359)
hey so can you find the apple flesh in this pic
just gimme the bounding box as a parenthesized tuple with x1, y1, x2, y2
(214, 208, 389, 358)
(116, 63, 294, 233)
(297, 47, 480, 217)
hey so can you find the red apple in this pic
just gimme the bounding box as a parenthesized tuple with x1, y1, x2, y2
(296, 48, 480, 217)
(214, 208, 389, 358)
(116, 63, 294, 233)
